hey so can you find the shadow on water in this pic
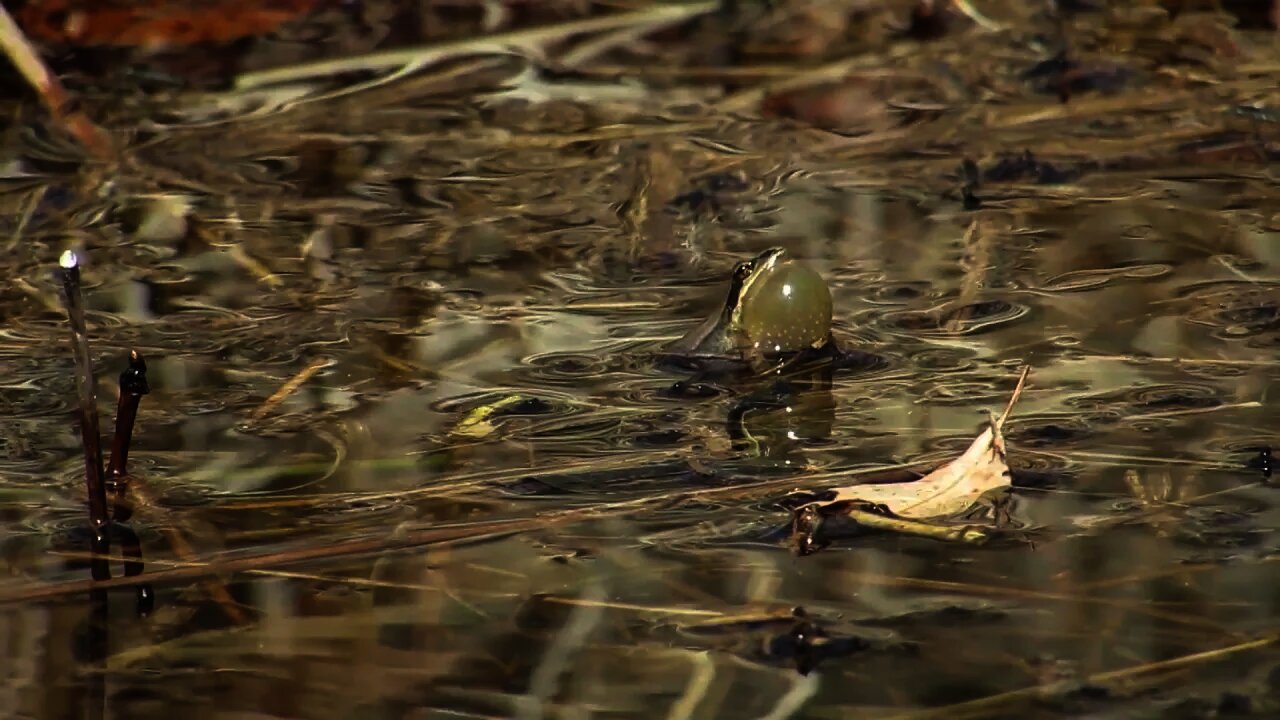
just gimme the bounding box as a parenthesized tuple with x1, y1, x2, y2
(2, 1, 1280, 718)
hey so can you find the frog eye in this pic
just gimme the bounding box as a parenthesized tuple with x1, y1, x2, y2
(733, 261, 754, 280)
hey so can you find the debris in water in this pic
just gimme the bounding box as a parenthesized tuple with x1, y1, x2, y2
(790, 365, 1031, 554)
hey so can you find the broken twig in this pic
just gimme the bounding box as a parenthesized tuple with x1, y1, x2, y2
(55, 250, 111, 580)
(0, 5, 113, 158)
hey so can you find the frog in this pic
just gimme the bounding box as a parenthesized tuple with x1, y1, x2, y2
(663, 247, 836, 374)
(658, 247, 874, 460)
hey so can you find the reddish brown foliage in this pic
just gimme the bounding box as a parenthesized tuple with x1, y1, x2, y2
(16, 0, 318, 48)
(761, 81, 891, 133)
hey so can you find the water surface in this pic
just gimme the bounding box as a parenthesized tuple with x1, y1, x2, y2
(1, 3, 1279, 718)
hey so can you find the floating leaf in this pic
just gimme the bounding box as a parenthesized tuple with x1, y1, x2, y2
(450, 394, 530, 440)
(790, 365, 1031, 553)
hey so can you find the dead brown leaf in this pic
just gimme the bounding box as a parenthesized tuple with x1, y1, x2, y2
(761, 80, 893, 133)
(823, 365, 1028, 518)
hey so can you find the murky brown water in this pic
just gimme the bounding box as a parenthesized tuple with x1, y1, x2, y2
(2, 3, 1280, 718)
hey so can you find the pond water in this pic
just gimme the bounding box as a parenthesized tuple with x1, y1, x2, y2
(2, 3, 1279, 718)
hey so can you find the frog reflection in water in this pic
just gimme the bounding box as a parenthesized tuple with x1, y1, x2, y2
(667, 247, 835, 371)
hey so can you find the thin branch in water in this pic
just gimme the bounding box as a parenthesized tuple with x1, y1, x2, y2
(541, 596, 728, 618)
(0, 5, 112, 158)
(121, 475, 252, 625)
(945, 218, 987, 333)
(950, 0, 1004, 31)
(1079, 353, 1276, 367)
(235, 2, 718, 90)
(838, 570, 1230, 635)
(4, 185, 45, 253)
(113, 523, 154, 616)
(715, 55, 862, 113)
(882, 634, 1278, 720)
(1069, 450, 1249, 470)
(107, 350, 149, 494)
(0, 517, 539, 604)
(247, 356, 330, 421)
(3, 468, 777, 604)
(1124, 400, 1262, 421)
(104, 351, 158, 615)
(1074, 554, 1279, 594)
(55, 249, 110, 581)
(100, 349, 251, 622)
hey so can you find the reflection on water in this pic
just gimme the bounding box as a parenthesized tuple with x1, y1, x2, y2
(3, 22, 1280, 720)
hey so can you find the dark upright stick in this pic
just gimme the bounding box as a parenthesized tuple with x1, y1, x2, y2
(83, 587, 108, 720)
(55, 250, 111, 580)
(107, 350, 149, 519)
(107, 350, 155, 612)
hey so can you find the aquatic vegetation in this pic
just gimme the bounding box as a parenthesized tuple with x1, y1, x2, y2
(1, 2, 1278, 718)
